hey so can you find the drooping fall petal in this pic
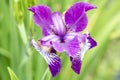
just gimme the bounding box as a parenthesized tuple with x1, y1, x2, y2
(71, 55, 82, 74)
(31, 39, 61, 77)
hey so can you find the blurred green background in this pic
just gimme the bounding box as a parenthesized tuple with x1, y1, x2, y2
(0, 0, 120, 80)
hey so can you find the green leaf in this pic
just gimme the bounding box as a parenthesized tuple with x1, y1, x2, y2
(0, 48, 10, 58)
(7, 67, 19, 80)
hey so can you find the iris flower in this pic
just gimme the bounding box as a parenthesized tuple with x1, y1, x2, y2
(29, 2, 97, 77)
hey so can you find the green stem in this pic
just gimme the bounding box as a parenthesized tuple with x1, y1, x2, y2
(41, 68, 49, 80)
(47, 70, 51, 80)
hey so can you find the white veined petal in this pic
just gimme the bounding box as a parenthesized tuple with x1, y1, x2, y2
(31, 39, 61, 77)
(52, 12, 66, 35)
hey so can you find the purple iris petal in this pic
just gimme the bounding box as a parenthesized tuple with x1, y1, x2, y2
(65, 32, 86, 43)
(85, 33, 97, 49)
(66, 36, 80, 57)
(48, 53, 61, 77)
(52, 12, 66, 35)
(71, 55, 82, 74)
(39, 35, 59, 46)
(31, 39, 61, 77)
(84, 3, 97, 11)
(65, 2, 96, 32)
(52, 42, 65, 52)
(28, 5, 53, 36)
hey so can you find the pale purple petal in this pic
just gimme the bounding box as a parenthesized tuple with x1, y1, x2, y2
(39, 35, 60, 46)
(64, 32, 79, 40)
(28, 5, 53, 36)
(71, 55, 82, 74)
(52, 42, 65, 52)
(65, 2, 96, 32)
(30, 39, 61, 77)
(65, 32, 86, 43)
(66, 36, 80, 57)
(52, 12, 66, 35)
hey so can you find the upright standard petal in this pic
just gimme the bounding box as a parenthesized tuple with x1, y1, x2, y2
(28, 5, 53, 36)
(52, 12, 66, 35)
(31, 39, 61, 77)
(65, 2, 96, 32)
(84, 3, 97, 11)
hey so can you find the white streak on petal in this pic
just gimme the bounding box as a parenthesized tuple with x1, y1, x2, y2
(31, 39, 57, 63)
(31, 39, 61, 77)
(80, 38, 90, 60)
(79, 32, 91, 60)
(52, 12, 66, 35)
(31, 39, 44, 55)
(40, 35, 59, 41)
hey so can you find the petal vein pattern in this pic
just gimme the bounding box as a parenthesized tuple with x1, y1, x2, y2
(31, 39, 61, 77)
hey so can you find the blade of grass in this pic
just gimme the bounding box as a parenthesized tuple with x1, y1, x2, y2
(0, 48, 11, 58)
(7, 67, 19, 80)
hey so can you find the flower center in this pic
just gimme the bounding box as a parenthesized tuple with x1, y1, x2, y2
(60, 36, 64, 43)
